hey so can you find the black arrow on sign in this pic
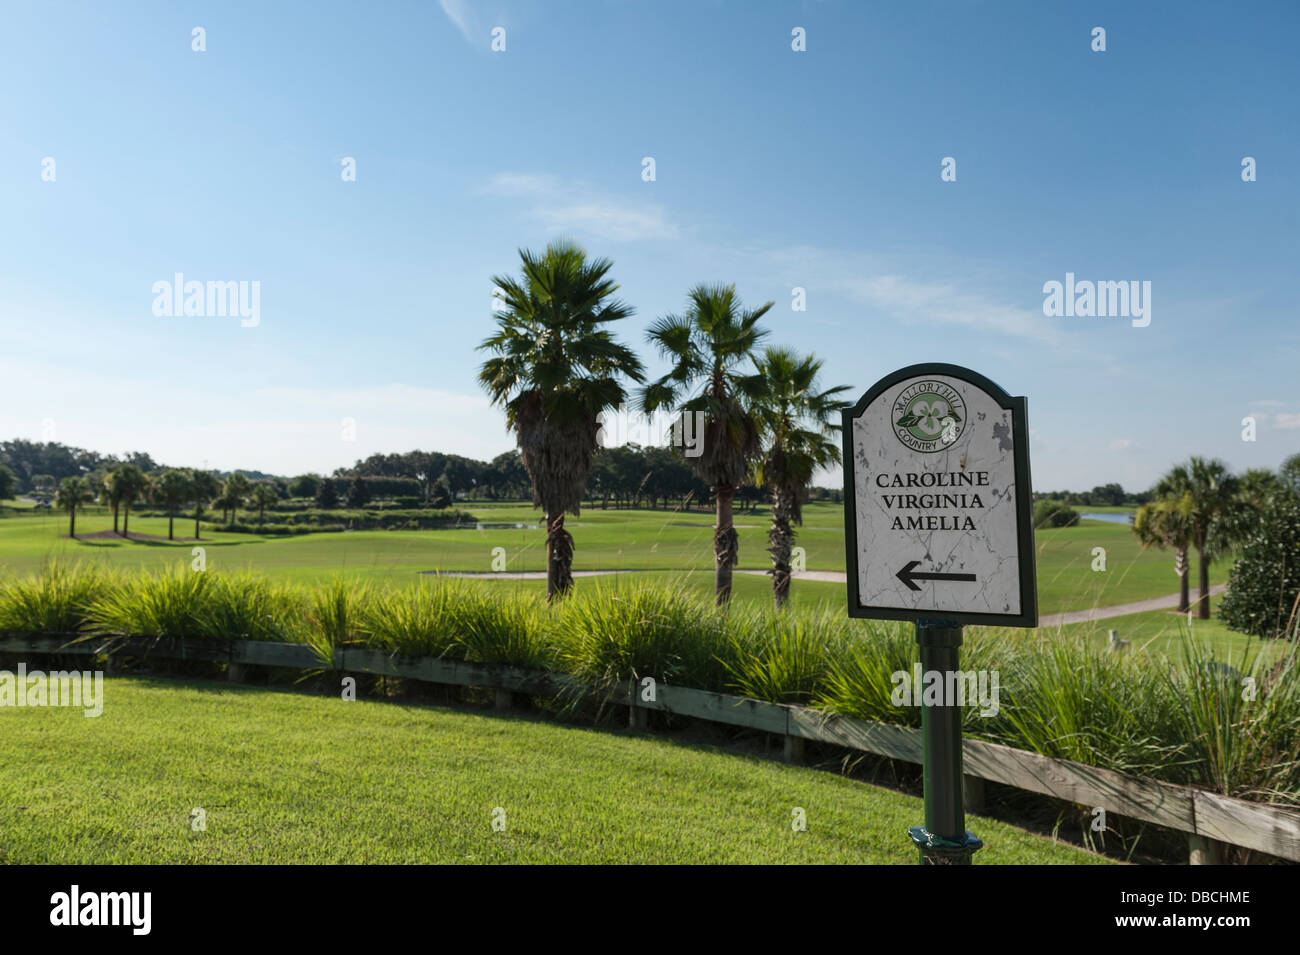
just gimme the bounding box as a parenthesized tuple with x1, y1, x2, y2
(895, 560, 977, 592)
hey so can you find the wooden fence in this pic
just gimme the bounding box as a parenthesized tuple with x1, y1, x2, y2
(3, 632, 1298, 864)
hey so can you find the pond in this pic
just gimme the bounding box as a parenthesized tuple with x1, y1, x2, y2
(1079, 512, 1134, 525)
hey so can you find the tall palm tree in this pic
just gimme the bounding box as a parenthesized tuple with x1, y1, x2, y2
(1157, 457, 1239, 619)
(477, 240, 644, 599)
(102, 471, 123, 534)
(55, 476, 93, 538)
(113, 464, 147, 539)
(224, 473, 252, 518)
(1133, 492, 1195, 613)
(251, 483, 279, 523)
(739, 347, 851, 609)
(190, 469, 221, 539)
(155, 469, 193, 541)
(640, 283, 772, 605)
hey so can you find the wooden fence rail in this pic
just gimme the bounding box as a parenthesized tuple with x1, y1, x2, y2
(3, 633, 1298, 863)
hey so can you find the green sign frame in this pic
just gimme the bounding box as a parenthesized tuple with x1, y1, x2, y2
(841, 362, 1039, 628)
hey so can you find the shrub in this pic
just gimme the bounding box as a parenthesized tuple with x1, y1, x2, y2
(210, 522, 345, 535)
(1033, 500, 1079, 528)
(1220, 493, 1300, 639)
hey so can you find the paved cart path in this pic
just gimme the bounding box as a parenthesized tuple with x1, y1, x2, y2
(1037, 585, 1227, 628)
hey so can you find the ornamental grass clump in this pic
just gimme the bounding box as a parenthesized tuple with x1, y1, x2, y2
(358, 578, 459, 657)
(88, 564, 213, 639)
(199, 573, 305, 643)
(0, 560, 112, 635)
(1165, 634, 1300, 804)
(303, 577, 372, 665)
(552, 579, 732, 690)
(979, 633, 1184, 781)
(724, 604, 853, 705)
(449, 585, 550, 669)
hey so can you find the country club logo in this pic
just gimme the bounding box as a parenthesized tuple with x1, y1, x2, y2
(892, 381, 965, 453)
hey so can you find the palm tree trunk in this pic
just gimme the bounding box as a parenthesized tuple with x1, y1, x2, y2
(714, 484, 739, 606)
(123, 503, 131, 538)
(194, 509, 201, 539)
(545, 511, 574, 601)
(69, 510, 76, 538)
(112, 503, 119, 534)
(168, 512, 175, 540)
(1197, 546, 1211, 619)
(769, 485, 794, 610)
(1177, 548, 1190, 614)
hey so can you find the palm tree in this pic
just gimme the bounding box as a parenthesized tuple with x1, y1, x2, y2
(640, 283, 773, 605)
(251, 483, 279, 523)
(1157, 457, 1240, 619)
(103, 471, 123, 534)
(55, 476, 93, 538)
(1133, 492, 1195, 613)
(155, 469, 192, 540)
(223, 473, 251, 522)
(190, 470, 221, 539)
(113, 464, 147, 539)
(477, 240, 644, 599)
(211, 489, 233, 525)
(739, 347, 851, 609)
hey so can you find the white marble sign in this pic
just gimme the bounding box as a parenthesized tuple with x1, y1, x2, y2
(842, 364, 1037, 626)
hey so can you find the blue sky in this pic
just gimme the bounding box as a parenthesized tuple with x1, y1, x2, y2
(2, 0, 1296, 491)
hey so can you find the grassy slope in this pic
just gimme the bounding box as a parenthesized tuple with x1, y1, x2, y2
(0, 677, 1107, 865)
(1054, 595, 1288, 662)
(0, 503, 1232, 617)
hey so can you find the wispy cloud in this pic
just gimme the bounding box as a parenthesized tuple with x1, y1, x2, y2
(482, 172, 680, 242)
(757, 245, 1062, 345)
(438, 0, 475, 44)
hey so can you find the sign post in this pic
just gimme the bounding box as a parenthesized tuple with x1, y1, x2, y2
(842, 363, 1037, 865)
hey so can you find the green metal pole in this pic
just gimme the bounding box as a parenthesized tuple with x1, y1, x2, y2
(909, 619, 983, 865)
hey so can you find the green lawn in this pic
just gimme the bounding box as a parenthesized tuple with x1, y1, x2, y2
(0, 502, 1232, 617)
(1050, 595, 1289, 662)
(0, 676, 1107, 864)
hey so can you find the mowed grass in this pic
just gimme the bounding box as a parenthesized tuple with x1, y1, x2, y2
(0, 502, 1231, 615)
(0, 676, 1107, 864)
(1055, 595, 1285, 662)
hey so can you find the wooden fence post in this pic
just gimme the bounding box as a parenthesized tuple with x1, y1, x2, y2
(963, 774, 986, 814)
(1188, 834, 1223, 865)
(628, 700, 647, 730)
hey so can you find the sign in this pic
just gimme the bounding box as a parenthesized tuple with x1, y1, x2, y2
(842, 363, 1037, 627)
